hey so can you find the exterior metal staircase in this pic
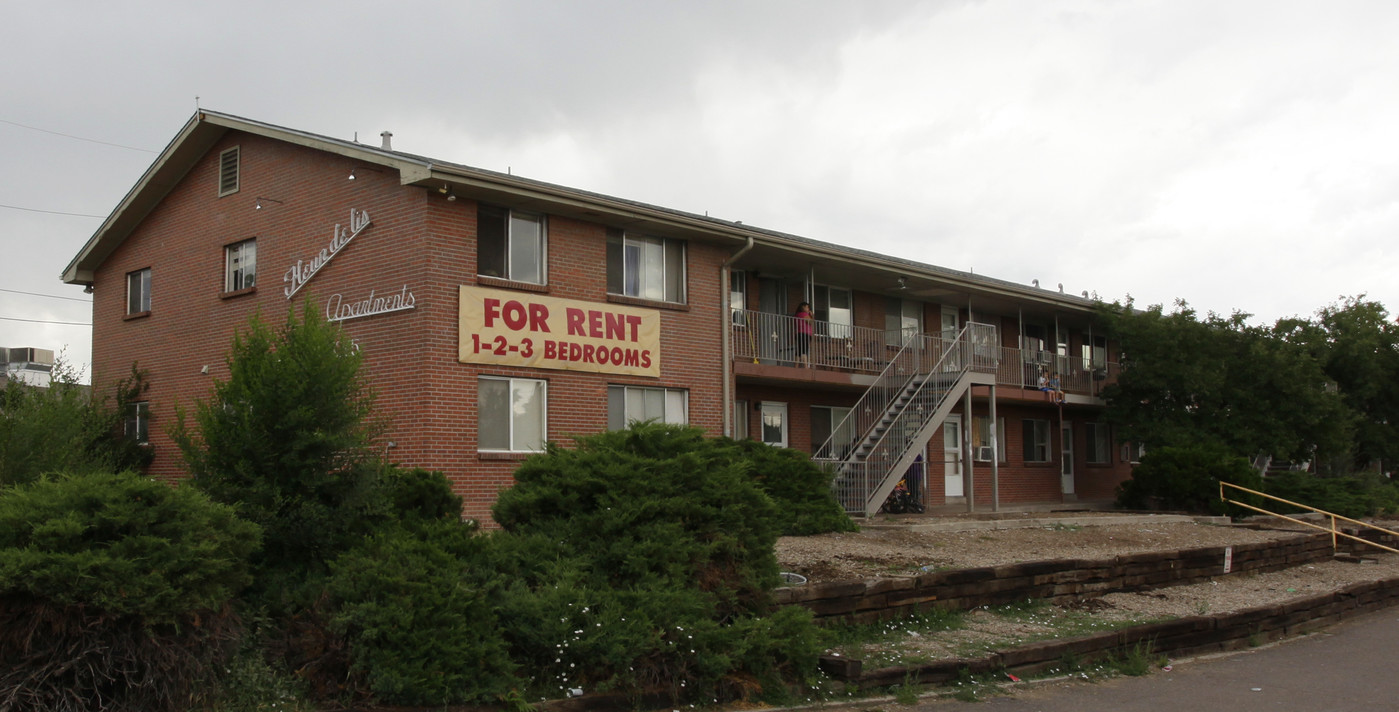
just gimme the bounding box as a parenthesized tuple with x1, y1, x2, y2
(814, 323, 999, 517)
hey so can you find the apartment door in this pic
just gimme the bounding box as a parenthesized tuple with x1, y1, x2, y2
(757, 278, 787, 364)
(1061, 422, 1075, 495)
(941, 305, 961, 371)
(943, 415, 963, 497)
(760, 402, 788, 448)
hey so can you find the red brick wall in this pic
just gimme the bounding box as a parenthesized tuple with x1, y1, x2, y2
(91, 131, 729, 524)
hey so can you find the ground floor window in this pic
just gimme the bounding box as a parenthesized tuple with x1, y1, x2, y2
(607, 385, 687, 430)
(810, 405, 853, 458)
(1023, 418, 1051, 463)
(733, 399, 749, 439)
(972, 416, 1006, 462)
(124, 401, 149, 443)
(1086, 422, 1112, 464)
(478, 377, 546, 451)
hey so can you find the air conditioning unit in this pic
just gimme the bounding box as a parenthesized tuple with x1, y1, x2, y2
(974, 446, 995, 462)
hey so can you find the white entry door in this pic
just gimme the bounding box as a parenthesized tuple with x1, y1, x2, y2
(943, 415, 963, 497)
(1061, 422, 1075, 495)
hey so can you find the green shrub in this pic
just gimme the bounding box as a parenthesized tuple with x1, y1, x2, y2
(728, 438, 858, 536)
(1116, 444, 1263, 515)
(490, 423, 824, 702)
(0, 471, 259, 617)
(326, 520, 514, 706)
(1264, 472, 1399, 519)
(0, 471, 259, 711)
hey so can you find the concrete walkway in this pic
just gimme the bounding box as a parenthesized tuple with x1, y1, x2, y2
(912, 606, 1399, 711)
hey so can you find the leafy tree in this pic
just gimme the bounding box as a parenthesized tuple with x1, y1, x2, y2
(0, 361, 150, 487)
(1099, 299, 1349, 462)
(1277, 296, 1399, 472)
(173, 303, 381, 588)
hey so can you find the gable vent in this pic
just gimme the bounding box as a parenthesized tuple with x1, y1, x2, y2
(218, 146, 240, 197)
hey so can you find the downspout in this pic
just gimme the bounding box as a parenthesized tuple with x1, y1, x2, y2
(722, 237, 755, 437)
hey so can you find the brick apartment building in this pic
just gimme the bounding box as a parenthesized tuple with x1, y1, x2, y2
(63, 111, 1132, 523)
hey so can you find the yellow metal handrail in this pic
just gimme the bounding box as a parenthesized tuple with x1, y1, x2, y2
(1219, 481, 1399, 555)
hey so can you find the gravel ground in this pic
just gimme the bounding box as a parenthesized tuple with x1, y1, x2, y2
(776, 520, 1304, 582)
(777, 518, 1399, 661)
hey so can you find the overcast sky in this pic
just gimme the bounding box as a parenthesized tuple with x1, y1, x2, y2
(5, 1, 1399, 381)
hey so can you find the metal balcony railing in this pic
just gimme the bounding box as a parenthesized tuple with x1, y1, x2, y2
(729, 309, 1118, 396)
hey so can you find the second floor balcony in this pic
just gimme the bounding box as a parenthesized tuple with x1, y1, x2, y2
(730, 309, 1119, 399)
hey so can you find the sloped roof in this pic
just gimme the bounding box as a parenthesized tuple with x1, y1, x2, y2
(62, 110, 1098, 314)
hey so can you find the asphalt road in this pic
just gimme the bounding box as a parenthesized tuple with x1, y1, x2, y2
(909, 607, 1399, 712)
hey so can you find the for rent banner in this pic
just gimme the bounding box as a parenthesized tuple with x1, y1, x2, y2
(458, 285, 661, 377)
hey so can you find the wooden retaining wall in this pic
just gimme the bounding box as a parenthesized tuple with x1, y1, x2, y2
(777, 533, 1335, 624)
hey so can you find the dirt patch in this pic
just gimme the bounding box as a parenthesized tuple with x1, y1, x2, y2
(776, 521, 1299, 582)
(781, 517, 1399, 666)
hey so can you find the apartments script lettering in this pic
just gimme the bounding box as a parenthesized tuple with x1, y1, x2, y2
(283, 209, 372, 298)
(326, 285, 417, 323)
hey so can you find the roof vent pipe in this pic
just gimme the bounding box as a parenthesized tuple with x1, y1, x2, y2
(380, 131, 393, 151)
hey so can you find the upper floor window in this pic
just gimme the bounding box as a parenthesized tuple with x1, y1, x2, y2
(218, 146, 240, 197)
(730, 270, 746, 325)
(478, 205, 545, 284)
(1082, 335, 1108, 370)
(124, 401, 149, 444)
(814, 285, 852, 338)
(127, 268, 151, 315)
(607, 385, 687, 430)
(225, 239, 257, 291)
(886, 298, 922, 346)
(478, 377, 546, 452)
(606, 230, 685, 303)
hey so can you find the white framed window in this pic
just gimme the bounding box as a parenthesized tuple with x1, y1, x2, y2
(1086, 422, 1112, 464)
(972, 416, 1006, 462)
(478, 205, 546, 284)
(478, 377, 546, 452)
(733, 399, 749, 439)
(606, 230, 685, 303)
(810, 405, 853, 458)
(813, 285, 852, 338)
(730, 270, 747, 326)
(218, 146, 240, 197)
(1122, 442, 1145, 464)
(1022, 418, 1052, 463)
(225, 239, 257, 291)
(127, 268, 151, 314)
(607, 385, 687, 429)
(885, 298, 923, 346)
(124, 401, 149, 443)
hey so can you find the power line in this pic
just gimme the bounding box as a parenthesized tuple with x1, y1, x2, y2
(0, 315, 90, 326)
(0, 288, 91, 303)
(0, 202, 105, 218)
(0, 118, 157, 153)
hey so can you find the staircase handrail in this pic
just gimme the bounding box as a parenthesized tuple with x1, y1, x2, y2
(815, 323, 998, 514)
